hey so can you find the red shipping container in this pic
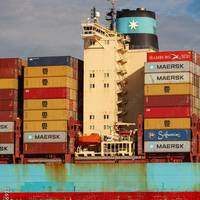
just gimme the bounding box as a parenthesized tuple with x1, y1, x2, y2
(0, 58, 21, 68)
(0, 100, 18, 111)
(0, 111, 17, 121)
(24, 87, 70, 99)
(144, 106, 192, 118)
(0, 132, 14, 143)
(144, 95, 192, 107)
(0, 89, 18, 100)
(23, 143, 67, 154)
(147, 51, 193, 62)
(0, 67, 19, 78)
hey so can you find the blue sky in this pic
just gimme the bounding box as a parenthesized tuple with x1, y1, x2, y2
(0, 0, 199, 59)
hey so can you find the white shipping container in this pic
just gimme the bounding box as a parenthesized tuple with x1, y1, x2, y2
(145, 61, 193, 73)
(24, 132, 67, 143)
(144, 141, 191, 153)
(0, 122, 15, 132)
(145, 72, 192, 84)
(0, 144, 14, 154)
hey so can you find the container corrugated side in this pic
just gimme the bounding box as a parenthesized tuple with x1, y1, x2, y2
(24, 99, 69, 110)
(23, 132, 67, 143)
(24, 110, 69, 121)
(23, 143, 67, 154)
(0, 132, 14, 143)
(144, 141, 191, 152)
(144, 118, 191, 130)
(0, 79, 18, 89)
(24, 88, 70, 99)
(145, 72, 192, 84)
(0, 100, 18, 111)
(0, 89, 18, 100)
(144, 95, 191, 107)
(23, 120, 67, 132)
(0, 111, 17, 121)
(144, 61, 193, 73)
(0, 144, 14, 154)
(0, 67, 19, 78)
(144, 129, 191, 141)
(70, 89, 77, 101)
(0, 122, 15, 132)
(0, 58, 22, 68)
(144, 83, 193, 96)
(144, 106, 192, 118)
(24, 66, 73, 78)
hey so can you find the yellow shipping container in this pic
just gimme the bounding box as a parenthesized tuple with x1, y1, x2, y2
(24, 66, 73, 78)
(24, 110, 69, 121)
(24, 99, 69, 110)
(25, 77, 65, 88)
(144, 118, 191, 130)
(144, 83, 193, 96)
(66, 77, 77, 90)
(0, 79, 18, 89)
(24, 120, 67, 132)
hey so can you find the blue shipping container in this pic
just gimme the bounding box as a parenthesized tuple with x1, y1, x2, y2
(28, 56, 73, 67)
(144, 129, 191, 141)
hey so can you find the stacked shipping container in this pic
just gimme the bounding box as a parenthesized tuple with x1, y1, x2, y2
(0, 58, 22, 155)
(23, 56, 79, 154)
(144, 51, 200, 153)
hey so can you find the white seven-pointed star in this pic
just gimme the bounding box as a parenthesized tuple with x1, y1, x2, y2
(129, 19, 139, 30)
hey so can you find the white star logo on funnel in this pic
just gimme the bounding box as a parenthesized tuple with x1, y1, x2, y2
(129, 19, 139, 30)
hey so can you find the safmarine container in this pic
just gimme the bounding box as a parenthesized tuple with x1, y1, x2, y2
(144, 118, 191, 129)
(0, 89, 18, 100)
(24, 88, 70, 99)
(145, 72, 192, 84)
(0, 133, 14, 143)
(0, 122, 15, 132)
(23, 132, 67, 143)
(0, 79, 18, 89)
(144, 106, 192, 118)
(0, 111, 17, 121)
(23, 143, 67, 154)
(24, 66, 73, 78)
(144, 95, 192, 107)
(28, 56, 73, 67)
(0, 100, 18, 111)
(144, 129, 191, 141)
(144, 83, 193, 96)
(24, 120, 67, 132)
(144, 141, 191, 152)
(0, 144, 14, 154)
(24, 110, 69, 121)
(24, 99, 69, 110)
(144, 61, 193, 73)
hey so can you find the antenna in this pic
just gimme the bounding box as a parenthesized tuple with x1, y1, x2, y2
(106, 0, 117, 30)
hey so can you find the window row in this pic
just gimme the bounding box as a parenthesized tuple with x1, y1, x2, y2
(89, 73, 109, 78)
(89, 115, 109, 119)
(89, 83, 110, 88)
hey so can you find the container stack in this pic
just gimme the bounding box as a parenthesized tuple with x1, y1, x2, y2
(144, 51, 200, 154)
(0, 58, 22, 156)
(23, 56, 78, 155)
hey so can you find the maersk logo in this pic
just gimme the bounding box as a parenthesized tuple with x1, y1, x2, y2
(0, 125, 8, 129)
(157, 144, 184, 149)
(157, 63, 184, 69)
(0, 146, 8, 151)
(34, 134, 60, 140)
(156, 75, 184, 81)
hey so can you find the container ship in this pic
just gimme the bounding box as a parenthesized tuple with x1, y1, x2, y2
(0, 2, 200, 199)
